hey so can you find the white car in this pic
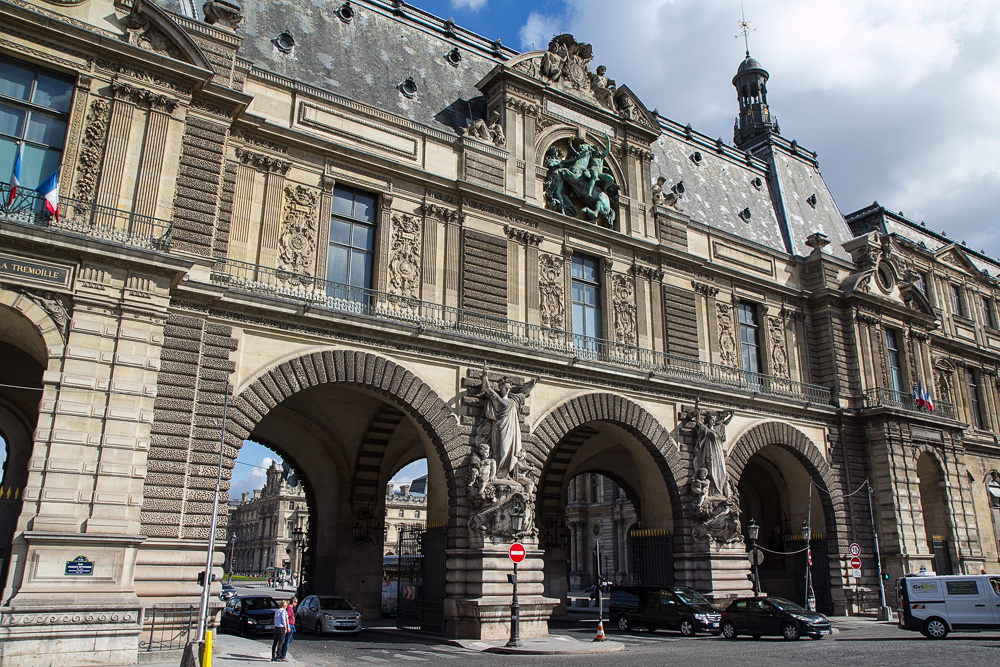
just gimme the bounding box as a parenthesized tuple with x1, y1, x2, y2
(297, 595, 362, 635)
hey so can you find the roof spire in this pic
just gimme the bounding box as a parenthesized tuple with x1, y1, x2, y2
(736, 5, 756, 58)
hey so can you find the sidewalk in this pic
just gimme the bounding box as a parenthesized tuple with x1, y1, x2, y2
(133, 633, 301, 667)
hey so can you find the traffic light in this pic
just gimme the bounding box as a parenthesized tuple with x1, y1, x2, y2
(197, 571, 217, 586)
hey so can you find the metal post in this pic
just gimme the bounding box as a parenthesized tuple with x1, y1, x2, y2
(868, 481, 892, 620)
(804, 483, 815, 611)
(195, 380, 230, 644)
(750, 535, 760, 596)
(506, 561, 521, 648)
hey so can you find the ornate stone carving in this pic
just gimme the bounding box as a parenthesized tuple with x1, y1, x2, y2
(768, 316, 789, 378)
(388, 213, 421, 299)
(278, 185, 318, 282)
(465, 109, 506, 149)
(681, 401, 742, 545)
(122, 7, 184, 61)
(692, 281, 719, 297)
(467, 368, 538, 540)
(19, 290, 70, 337)
(203, 0, 245, 30)
(504, 225, 542, 246)
(717, 303, 737, 367)
(612, 273, 637, 347)
(590, 65, 616, 111)
(630, 263, 663, 282)
(418, 202, 464, 224)
(235, 147, 291, 174)
(539, 254, 565, 333)
(74, 98, 110, 202)
(542, 136, 618, 229)
(111, 80, 179, 112)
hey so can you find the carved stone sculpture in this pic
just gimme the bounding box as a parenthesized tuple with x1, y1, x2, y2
(692, 403, 734, 498)
(388, 213, 421, 299)
(682, 400, 742, 546)
(612, 273, 637, 346)
(768, 316, 789, 378)
(542, 135, 618, 228)
(203, 1, 245, 30)
(279, 185, 317, 282)
(466, 368, 539, 540)
(539, 254, 565, 333)
(590, 65, 616, 111)
(717, 303, 738, 367)
(467, 110, 506, 149)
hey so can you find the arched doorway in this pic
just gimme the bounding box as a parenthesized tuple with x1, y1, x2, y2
(529, 394, 683, 614)
(916, 451, 953, 575)
(730, 424, 838, 614)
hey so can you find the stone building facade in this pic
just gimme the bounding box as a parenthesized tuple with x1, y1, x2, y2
(564, 473, 638, 590)
(1, 1, 1000, 665)
(383, 481, 428, 556)
(227, 461, 308, 576)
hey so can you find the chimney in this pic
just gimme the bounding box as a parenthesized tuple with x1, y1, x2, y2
(386, 483, 394, 496)
(242, 492, 249, 503)
(400, 484, 410, 496)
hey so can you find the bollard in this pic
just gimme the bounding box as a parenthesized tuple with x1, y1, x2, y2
(201, 630, 212, 667)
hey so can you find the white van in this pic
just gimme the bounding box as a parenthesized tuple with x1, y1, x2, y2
(896, 572, 1000, 638)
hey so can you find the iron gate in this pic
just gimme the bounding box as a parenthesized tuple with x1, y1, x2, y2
(394, 526, 447, 633)
(396, 527, 423, 631)
(792, 538, 834, 614)
(628, 527, 674, 586)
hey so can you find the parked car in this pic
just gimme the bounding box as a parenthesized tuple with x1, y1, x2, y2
(896, 572, 1000, 638)
(218, 583, 236, 601)
(296, 595, 363, 635)
(609, 585, 722, 636)
(720, 596, 831, 640)
(219, 595, 279, 636)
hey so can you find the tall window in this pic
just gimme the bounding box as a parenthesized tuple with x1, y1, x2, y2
(950, 284, 965, 317)
(914, 272, 928, 296)
(884, 329, 904, 394)
(590, 474, 600, 503)
(571, 254, 602, 351)
(967, 369, 984, 429)
(982, 296, 995, 329)
(0, 55, 74, 193)
(327, 184, 376, 299)
(738, 301, 762, 376)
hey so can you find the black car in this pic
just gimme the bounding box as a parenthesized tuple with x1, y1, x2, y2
(219, 595, 279, 637)
(720, 596, 831, 640)
(609, 585, 722, 636)
(218, 584, 236, 601)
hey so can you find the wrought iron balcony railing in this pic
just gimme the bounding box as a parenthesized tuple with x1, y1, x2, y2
(863, 387, 956, 420)
(211, 258, 832, 405)
(0, 183, 173, 252)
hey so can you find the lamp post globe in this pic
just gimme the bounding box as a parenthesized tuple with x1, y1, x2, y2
(748, 518, 760, 596)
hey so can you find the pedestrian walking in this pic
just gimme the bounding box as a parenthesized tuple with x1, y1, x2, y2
(279, 596, 297, 660)
(271, 599, 289, 662)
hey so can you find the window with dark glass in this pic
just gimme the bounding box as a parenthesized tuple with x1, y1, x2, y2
(590, 474, 600, 503)
(0, 55, 74, 193)
(914, 272, 928, 296)
(950, 284, 965, 317)
(884, 329, 904, 394)
(327, 184, 377, 299)
(967, 369, 984, 429)
(738, 301, 762, 375)
(571, 254, 602, 350)
(982, 296, 995, 328)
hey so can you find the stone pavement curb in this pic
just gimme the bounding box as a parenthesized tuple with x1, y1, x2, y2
(365, 624, 625, 654)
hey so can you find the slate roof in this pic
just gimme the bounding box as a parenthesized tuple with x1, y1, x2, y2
(153, 0, 856, 263)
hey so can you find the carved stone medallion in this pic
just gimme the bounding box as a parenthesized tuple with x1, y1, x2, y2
(279, 185, 318, 282)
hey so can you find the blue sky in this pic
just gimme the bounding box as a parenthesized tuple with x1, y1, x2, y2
(404, 0, 1000, 259)
(229, 440, 427, 498)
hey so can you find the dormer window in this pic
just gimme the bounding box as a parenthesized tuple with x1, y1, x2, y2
(950, 284, 966, 318)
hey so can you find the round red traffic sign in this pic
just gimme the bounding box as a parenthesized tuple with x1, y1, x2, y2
(850, 555, 862, 569)
(509, 542, 526, 563)
(849, 543, 861, 556)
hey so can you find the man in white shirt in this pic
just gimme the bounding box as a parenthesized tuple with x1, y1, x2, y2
(271, 599, 289, 662)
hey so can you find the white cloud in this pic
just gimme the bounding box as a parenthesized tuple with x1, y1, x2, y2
(518, 0, 1000, 256)
(230, 456, 274, 498)
(518, 12, 566, 52)
(451, 0, 488, 11)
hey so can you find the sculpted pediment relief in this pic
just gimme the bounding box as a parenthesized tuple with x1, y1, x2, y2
(504, 35, 655, 125)
(119, 0, 214, 70)
(935, 244, 979, 275)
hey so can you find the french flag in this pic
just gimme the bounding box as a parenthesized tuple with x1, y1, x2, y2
(923, 383, 934, 412)
(38, 167, 59, 221)
(913, 382, 923, 409)
(7, 143, 21, 206)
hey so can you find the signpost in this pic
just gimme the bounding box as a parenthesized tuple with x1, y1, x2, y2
(506, 542, 525, 648)
(849, 543, 861, 557)
(850, 554, 863, 578)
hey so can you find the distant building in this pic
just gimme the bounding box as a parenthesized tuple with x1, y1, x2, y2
(228, 462, 309, 576)
(565, 473, 638, 589)
(384, 476, 428, 556)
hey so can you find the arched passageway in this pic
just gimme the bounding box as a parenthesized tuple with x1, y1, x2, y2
(917, 451, 953, 575)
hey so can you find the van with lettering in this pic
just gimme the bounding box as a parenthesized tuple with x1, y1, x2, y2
(895, 572, 1000, 638)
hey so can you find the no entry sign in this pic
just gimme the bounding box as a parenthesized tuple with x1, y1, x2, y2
(509, 542, 526, 563)
(850, 555, 862, 570)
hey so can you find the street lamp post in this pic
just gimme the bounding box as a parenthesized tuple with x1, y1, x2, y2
(292, 527, 305, 586)
(801, 519, 815, 611)
(228, 532, 237, 584)
(506, 503, 525, 649)
(748, 518, 760, 596)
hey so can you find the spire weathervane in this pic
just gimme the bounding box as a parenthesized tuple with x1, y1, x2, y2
(736, 6, 755, 58)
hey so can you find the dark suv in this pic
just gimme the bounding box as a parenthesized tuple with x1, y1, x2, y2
(609, 585, 722, 636)
(720, 596, 831, 640)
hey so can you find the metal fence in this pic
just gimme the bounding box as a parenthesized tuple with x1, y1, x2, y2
(210, 257, 831, 405)
(139, 605, 196, 652)
(0, 184, 173, 252)
(864, 387, 956, 420)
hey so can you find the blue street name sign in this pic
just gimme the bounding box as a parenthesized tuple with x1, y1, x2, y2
(65, 556, 94, 576)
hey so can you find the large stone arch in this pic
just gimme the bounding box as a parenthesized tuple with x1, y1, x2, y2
(727, 420, 841, 539)
(225, 350, 463, 517)
(527, 392, 685, 529)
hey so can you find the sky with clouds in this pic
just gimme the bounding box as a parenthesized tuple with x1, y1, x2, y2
(412, 0, 1000, 258)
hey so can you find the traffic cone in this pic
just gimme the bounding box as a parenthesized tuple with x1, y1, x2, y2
(594, 620, 607, 642)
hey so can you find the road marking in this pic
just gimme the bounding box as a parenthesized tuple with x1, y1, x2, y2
(356, 657, 389, 663)
(408, 650, 459, 659)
